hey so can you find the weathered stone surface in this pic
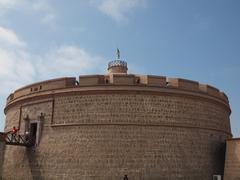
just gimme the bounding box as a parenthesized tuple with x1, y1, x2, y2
(52, 94, 230, 133)
(2, 90, 231, 180)
(224, 138, 240, 180)
(0, 141, 5, 177)
(2, 125, 228, 180)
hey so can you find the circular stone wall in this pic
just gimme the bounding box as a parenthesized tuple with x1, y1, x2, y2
(2, 81, 231, 180)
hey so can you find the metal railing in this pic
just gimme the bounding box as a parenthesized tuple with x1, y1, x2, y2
(108, 60, 127, 69)
(0, 132, 34, 147)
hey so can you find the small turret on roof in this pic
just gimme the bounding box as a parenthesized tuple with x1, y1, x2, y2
(107, 49, 128, 74)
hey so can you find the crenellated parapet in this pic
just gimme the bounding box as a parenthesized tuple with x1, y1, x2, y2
(6, 77, 76, 104)
(167, 78, 199, 91)
(6, 73, 229, 107)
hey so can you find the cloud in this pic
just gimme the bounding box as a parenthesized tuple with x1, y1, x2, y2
(0, 0, 22, 9)
(0, 0, 25, 16)
(0, 49, 35, 95)
(32, 1, 56, 26)
(90, 0, 146, 22)
(0, 26, 35, 95)
(42, 14, 56, 24)
(0, 0, 56, 26)
(36, 45, 105, 79)
(0, 26, 105, 96)
(0, 27, 26, 47)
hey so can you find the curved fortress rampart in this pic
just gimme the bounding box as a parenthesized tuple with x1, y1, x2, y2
(2, 61, 231, 180)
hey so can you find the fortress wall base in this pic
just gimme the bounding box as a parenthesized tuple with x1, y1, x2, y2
(2, 126, 228, 180)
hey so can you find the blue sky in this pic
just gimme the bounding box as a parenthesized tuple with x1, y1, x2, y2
(0, 0, 239, 137)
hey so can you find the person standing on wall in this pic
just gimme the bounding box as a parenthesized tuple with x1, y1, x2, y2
(11, 126, 18, 142)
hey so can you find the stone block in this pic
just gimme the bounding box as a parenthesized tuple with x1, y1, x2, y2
(168, 78, 199, 91)
(110, 74, 135, 85)
(199, 84, 220, 97)
(79, 75, 105, 86)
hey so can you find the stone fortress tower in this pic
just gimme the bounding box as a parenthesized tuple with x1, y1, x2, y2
(0, 52, 233, 180)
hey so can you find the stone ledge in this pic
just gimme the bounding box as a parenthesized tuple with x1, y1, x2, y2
(50, 122, 232, 136)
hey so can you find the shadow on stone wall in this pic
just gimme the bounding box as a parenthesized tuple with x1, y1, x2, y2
(0, 142, 6, 178)
(26, 148, 43, 180)
(215, 141, 226, 175)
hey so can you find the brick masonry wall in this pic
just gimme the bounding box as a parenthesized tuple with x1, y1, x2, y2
(53, 94, 230, 133)
(0, 141, 5, 177)
(224, 139, 240, 180)
(2, 91, 231, 180)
